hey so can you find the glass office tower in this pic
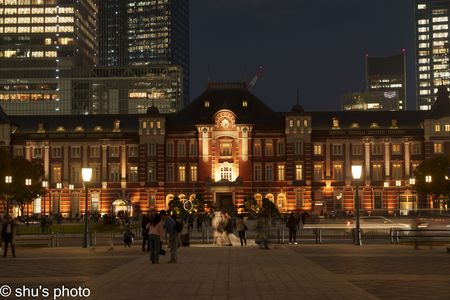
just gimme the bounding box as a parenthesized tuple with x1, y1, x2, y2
(416, 0, 450, 110)
(0, 0, 97, 115)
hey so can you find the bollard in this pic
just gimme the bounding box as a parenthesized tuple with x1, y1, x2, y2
(94, 231, 97, 247)
(282, 227, 285, 244)
(277, 228, 280, 244)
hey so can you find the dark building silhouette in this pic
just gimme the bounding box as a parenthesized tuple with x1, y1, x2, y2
(366, 52, 406, 110)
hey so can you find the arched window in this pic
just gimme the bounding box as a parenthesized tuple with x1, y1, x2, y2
(165, 194, 174, 209)
(277, 193, 286, 211)
(265, 193, 275, 202)
(254, 193, 263, 207)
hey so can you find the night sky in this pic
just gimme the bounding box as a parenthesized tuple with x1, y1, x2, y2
(190, 0, 415, 111)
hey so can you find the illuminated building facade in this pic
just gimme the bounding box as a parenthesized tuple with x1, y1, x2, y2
(341, 91, 399, 111)
(416, 0, 450, 110)
(366, 52, 406, 110)
(0, 83, 449, 217)
(0, 0, 97, 115)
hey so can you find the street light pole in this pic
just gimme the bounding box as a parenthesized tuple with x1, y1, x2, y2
(5, 175, 12, 216)
(25, 178, 31, 219)
(82, 168, 92, 248)
(352, 165, 362, 246)
(42, 180, 48, 216)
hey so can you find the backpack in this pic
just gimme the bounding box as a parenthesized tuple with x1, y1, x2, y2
(174, 220, 183, 233)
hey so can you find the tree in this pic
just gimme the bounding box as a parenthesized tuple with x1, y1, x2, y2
(414, 155, 450, 208)
(0, 148, 44, 216)
(168, 196, 188, 218)
(260, 198, 279, 218)
(192, 193, 205, 213)
(242, 196, 260, 215)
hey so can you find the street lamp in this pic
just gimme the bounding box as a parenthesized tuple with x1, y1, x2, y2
(351, 165, 362, 246)
(425, 175, 432, 209)
(5, 175, 12, 216)
(25, 178, 31, 218)
(42, 180, 48, 216)
(82, 168, 92, 248)
(69, 184, 74, 220)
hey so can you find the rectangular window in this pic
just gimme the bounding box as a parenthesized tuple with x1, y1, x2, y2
(178, 165, 186, 182)
(148, 143, 156, 156)
(254, 165, 262, 181)
(52, 147, 62, 158)
(13, 147, 23, 157)
(265, 165, 273, 181)
(392, 164, 402, 180)
(70, 165, 81, 183)
(372, 164, 382, 181)
(412, 143, 422, 155)
(392, 144, 402, 154)
(90, 146, 100, 158)
(296, 191, 303, 209)
(109, 146, 119, 158)
(295, 164, 303, 180)
(178, 143, 186, 157)
(91, 165, 100, 183)
(71, 146, 81, 158)
(372, 144, 382, 155)
(294, 141, 303, 155)
(166, 164, 174, 182)
(434, 143, 443, 153)
(314, 164, 323, 181)
(220, 143, 232, 156)
(434, 124, 441, 132)
(277, 142, 285, 156)
(332, 144, 342, 156)
(128, 145, 138, 158)
(265, 141, 273, 156)
(190, 165, 198, 182)
(253, 142, 261, 156)
(33, 147, 42, 159)
(189, 142, 197, 157)
(91, 193, 99, 212)
(313, 144, 322, 155)
(333, 163, 343, 181)
(277, 165, 285, 181)
(147, 164, 156, 182)
(166, 143, 174, 157)
(445, 124, 450, 132)
(52, 166, 62, 183)
(352, 144, 362, 155)
(129, 165, 138, 182)
(109, 165, 120, 182)
(374, 191, 383, 209)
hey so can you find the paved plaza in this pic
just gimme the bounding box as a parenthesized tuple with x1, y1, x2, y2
(1, 243, 449, 300)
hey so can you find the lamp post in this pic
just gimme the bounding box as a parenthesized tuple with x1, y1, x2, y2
(425, 175, 432, 209)
(384, 181, 389, 213)
(396, 180, 402, 215)
(82, 168, 92, 248)
(42, 180, 48, 216)
(5, 175, 12, 216)
(25, 178, 31, 218)
(351, 165, 362, 246)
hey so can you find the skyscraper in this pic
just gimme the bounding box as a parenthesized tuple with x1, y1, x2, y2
(0, 0, 97, 115)
(99, 0, 190, 106)
(366, 52, 406, 110)
(416, 0, 450, 110)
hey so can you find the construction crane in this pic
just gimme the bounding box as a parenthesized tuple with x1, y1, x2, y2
(249, 66, 264, 89)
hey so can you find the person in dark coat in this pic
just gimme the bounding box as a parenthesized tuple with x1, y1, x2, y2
(141, 214, 150, 252)
(2, 215, 17, 257)
(286, 212, 299, 244)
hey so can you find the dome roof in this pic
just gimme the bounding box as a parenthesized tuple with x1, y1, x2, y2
(291, 104, 304, 113)
(146, 106, 160, 115)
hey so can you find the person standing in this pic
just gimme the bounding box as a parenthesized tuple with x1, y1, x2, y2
(235, 216, 247, 246)
(148, 213, 163, 264)
(2, 215, 17, 257)
(141, 214, 150, 252)
(286, 212, 299, 244)
(162, 210, 179, 264)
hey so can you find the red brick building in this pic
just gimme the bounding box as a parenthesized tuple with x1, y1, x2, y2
(0, 83, 449, 217)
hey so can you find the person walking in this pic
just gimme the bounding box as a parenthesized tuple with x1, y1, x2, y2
(2, 215, 17, 257)
(286, 212, 299, 244)
(235, 216, 247, 246)
(147, 213, 163, 264)
(162, 210, 179, 264)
